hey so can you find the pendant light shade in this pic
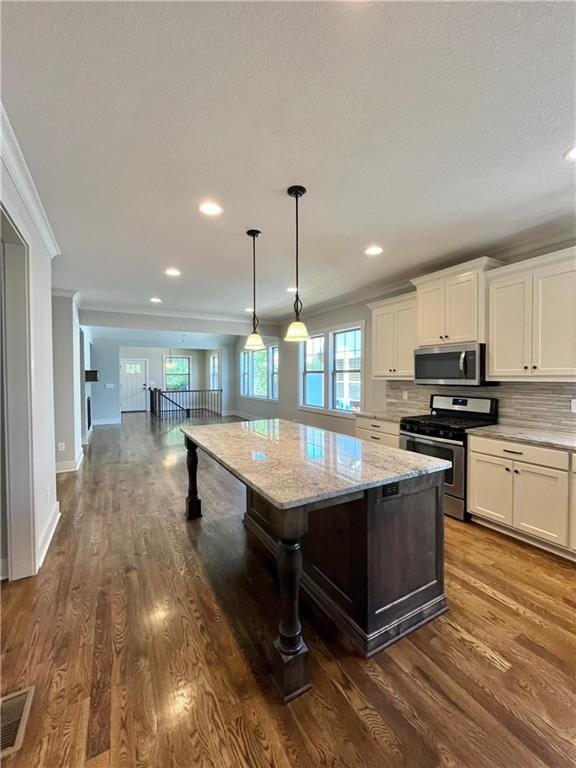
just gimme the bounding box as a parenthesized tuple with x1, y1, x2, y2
(244, 229, 265, 351)
(284, 185, 310, 342)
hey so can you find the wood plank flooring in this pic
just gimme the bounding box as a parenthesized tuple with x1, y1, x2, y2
(2, 412, 575, 767)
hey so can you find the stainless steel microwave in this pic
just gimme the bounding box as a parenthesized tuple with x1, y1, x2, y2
(414, 343, 488, 386)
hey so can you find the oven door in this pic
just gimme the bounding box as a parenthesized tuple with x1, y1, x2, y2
(414, 344, 482, 385)
(399, 432, 464, 499)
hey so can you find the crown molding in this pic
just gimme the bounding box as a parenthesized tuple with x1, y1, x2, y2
(52, 288, 79, 299)
(1, 102, 60, 258)
(78, 302, 282, 327)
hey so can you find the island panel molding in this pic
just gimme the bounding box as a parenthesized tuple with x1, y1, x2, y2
(182, 418, 450, 701)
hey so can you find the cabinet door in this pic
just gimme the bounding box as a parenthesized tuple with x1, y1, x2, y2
(570, 469, 576, 551)
(417, 281, 445, 346)
(488, 274, 532, 378)
(531, 260, 576, 377)
(469, 453, 513, 524)
(444, 273, 478, 343)
(513, 462, 569, 546)
(372, 307, 395, 377)
(394, 301, 416, 378)
(356, 428, 398, 448)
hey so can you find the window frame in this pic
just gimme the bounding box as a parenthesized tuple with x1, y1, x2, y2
(209, 352, 220, 390)
(301, 334, 325, 409)
(240, 344, 279, 402)
(298, 322, 365, 419)
(331, 327, 362, 414)
(269, 345, 279, 401)
(163, 355, 191, 391)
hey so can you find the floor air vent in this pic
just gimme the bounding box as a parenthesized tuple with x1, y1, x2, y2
(0, 687, 34, 758)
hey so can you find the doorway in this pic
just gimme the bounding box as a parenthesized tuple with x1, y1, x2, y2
(120, 359, 149, 412)
(0, 210, 35, 580)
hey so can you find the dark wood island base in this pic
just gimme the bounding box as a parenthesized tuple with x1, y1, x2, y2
(244, 473, 447, 659)
(183, 421, 449, 703)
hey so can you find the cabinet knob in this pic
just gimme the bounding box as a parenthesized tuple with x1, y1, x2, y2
(505, 467, 511, 472)
(445, 335, 449, 339)
(393, 369, 397, 372)
(532, 365, 537, 370)
(439, 335, 443, 339)
(523, 366, 529, 370)
(514, 469, 520, 474)
(388, 368, 392, 372)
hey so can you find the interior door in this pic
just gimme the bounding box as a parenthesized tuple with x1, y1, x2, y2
(488, 273, 532, 378)
(531, 260, 576, 377)
(120, 359, 148, 412)
(444, 273, 477, 343)
(416, 281, 445, 346)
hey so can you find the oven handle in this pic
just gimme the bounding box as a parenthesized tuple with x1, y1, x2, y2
(400, 431, 464, 447)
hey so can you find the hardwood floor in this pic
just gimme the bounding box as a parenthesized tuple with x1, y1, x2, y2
(2, 413, 575, 767)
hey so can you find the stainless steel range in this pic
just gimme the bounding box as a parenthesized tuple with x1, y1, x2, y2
(399, 395, 498, 520)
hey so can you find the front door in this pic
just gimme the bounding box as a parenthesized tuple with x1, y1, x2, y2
(120, 359, 148, 412)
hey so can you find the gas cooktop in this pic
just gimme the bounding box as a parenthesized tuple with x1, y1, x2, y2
(399, 395, 498, 442)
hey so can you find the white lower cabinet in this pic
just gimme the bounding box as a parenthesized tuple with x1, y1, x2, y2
(468, 453, 513, 525)
(355, 418, 399, 448)
(356, 428, 398, 448)
(512, 462, 569, 546)
(571, 458, 576, 551)
(468, 436, 572, 553)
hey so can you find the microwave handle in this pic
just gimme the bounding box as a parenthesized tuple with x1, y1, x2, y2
(459, 350, 466, 373)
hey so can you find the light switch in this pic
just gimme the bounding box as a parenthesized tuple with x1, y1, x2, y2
(105, 383, 114, 389)
(57, 442, 65, 452)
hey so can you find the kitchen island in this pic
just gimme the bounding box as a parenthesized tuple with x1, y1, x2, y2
(181, 419, 451, 702)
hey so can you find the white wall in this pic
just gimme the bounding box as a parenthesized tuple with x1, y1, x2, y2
(232, 335, 281, 420)
(119, 346, 206, 391)
(1, 104, 61, 575)
(91, 339, 122, 424)
(52, 292, 83, 471)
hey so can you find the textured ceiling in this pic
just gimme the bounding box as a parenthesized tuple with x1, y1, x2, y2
(2, 1, 575, 321)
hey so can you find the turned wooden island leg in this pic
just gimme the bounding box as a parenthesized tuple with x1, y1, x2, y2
(271, 537, 311, 702)
(185, 437, 202, 519)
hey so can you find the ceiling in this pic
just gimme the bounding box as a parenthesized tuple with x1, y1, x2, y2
(3, 2, 575, 321)
(89, 327, 236, 349)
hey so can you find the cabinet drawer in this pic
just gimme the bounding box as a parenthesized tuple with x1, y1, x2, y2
(355, 427, 399, 448)
(468, 436, 569, 471)
(355, 418, 399, 436)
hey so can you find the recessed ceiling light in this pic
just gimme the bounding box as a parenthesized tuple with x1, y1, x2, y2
(364, 245, 384, 256)
(563, 146, 576, 161)
(286, 287, 298, 293)
(198, 200, 223, 216)
(245, 307, 254, 312)
(150, 297, 162, 303)
(165, 267, 181, 277)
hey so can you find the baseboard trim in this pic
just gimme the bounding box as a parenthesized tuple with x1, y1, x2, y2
(82, 426, 93, 446)
(36, 501, 61, 570)
(92, 417, 122, 426)
(56, 451, 84, 474)
(232, 409, 259, 421)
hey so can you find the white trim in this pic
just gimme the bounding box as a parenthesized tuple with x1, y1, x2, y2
(36, 501, 61, 570)
(120, 357, 150, 412)
(80, 301, 276, 327)
(409, 256, 502, 287)
(82, 426, 93, 446)
(56, 450, 84, 474)
(92, 417, 122, 426)
(0, 103, 60, 258)
(162, 353, 190, 390)
(233, 409, 263, 421)
(52, 288, 78, 299)
(471, 517, 576, 563)
(485, 247, 576, 281)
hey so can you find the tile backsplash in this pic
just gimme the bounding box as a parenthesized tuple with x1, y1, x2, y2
(384, 381, 576, 433)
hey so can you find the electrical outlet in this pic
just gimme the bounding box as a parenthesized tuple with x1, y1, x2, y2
(105, 383, 114, 389)
(571, 399, 576, 414)
(402, 390, 408, 401)
(57, 442, 65, 452)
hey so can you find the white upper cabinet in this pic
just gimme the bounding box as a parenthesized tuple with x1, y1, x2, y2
(411, 258, 499, 347)
(487, 248, 576, 381)
(369, 295, 416, 379)
(488, 273, 532, 377)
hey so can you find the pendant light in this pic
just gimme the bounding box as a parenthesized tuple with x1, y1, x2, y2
(244, 229, 266, 351)
(284, 185, 310, 342)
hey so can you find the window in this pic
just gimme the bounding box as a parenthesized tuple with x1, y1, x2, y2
(299, 326, 363, 413)
(332, 328, 362, 412)
(240, 351, 249, 396)
(209, 353, 219, 390)
(270, 345, 279, 400)
(302, 336, 325, 408)
(164, 356, 190, 391)
(240, 345, 279, 400)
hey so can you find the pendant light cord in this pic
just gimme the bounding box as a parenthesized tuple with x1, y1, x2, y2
(294, 193, 303, 321)
(252, 235, 259, 333)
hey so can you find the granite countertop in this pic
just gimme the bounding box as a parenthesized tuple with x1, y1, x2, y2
(469, 424, 576, 452)
(182, 419, 450, 510)
(356, 411, 401, 423)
